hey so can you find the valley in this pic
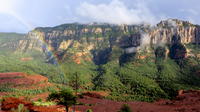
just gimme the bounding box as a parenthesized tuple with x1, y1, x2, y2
(1, 19, 200, 112)
(1, 72, 200, 112)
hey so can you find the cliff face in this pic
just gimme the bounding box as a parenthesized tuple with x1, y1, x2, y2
(150, 19, 199, 45)
(28, 24, 140, 50)
(0, 33, 26, 51)
(17, 19, 200, 64)
(23, 24, 144, 64)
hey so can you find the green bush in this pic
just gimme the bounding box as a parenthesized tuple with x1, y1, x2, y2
(33, 101, 56, 106)
(86, 109, 93, 112)
(11, 104, 29, 112)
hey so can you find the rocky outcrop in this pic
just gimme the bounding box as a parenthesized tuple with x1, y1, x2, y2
(150, 19, 199, 45)
(13, 19, 200, 64)
(22, 24, 143, 64)
(0, 33, 25, 50)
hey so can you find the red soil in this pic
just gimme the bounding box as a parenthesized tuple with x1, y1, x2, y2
(75, 90, 200, 112)
(20, 57, 33, 62)
(81, 91, 109, 99)
(1, 90, 200, 112)
(31, 93, 50, 101)
(1, 97, 63, 112)
(0, 72, 49, 89)
(137, 55, 147, 60)
(0, 72, 53, 100)
(1, 72, 200, 112)
(2, 90, 200, 112)
(0, 72, 26, 79)
(0, 72, 48, 85)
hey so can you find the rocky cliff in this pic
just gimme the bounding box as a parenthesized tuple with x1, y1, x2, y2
(14, 19, 200, 64)
(23, 23, 144, 64)
(150, 19, 200, 45)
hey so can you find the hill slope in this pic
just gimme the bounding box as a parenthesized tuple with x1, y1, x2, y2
(1, 19, 200, 102)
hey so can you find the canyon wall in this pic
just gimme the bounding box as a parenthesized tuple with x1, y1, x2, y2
(11, 19, 200, 64)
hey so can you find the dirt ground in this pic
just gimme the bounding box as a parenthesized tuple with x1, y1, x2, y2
(75, 90, 200, 112)
(1, 72, 200, 112)
(2, 90, 200, 112)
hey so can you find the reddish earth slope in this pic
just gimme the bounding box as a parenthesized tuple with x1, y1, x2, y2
(1, 97, 64, 112)
(75, 90, 200, 112)
(1, 72, 200, 112)
(1, 90, 200, 112)
(0, 72, 48, 86)
(0, 72, 52, 99)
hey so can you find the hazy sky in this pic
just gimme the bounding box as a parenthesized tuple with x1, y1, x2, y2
(0, 0, 199, 33)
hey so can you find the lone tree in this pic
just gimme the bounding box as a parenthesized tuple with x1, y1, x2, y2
(48, 88, 77, 112)
(155, 46, 167, 74)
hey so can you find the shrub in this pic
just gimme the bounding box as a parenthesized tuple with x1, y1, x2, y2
(119, 104, 132, 112)
(11, 104, 29, 112)
(86, 109, 93, 112)
(33, 101, 56, 106)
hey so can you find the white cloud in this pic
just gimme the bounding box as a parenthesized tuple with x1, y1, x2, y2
(125, 47, 138, 54)
(76, 0, 157, 25)
(141, 33, 150, 47)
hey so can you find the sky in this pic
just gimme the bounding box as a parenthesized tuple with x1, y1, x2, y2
(0, 0, 199, 33)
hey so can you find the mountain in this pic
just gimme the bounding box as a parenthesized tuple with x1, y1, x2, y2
(0, 32, 26, 51)
(14, 19, 199, 64)
(1, 19, 200, 102)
